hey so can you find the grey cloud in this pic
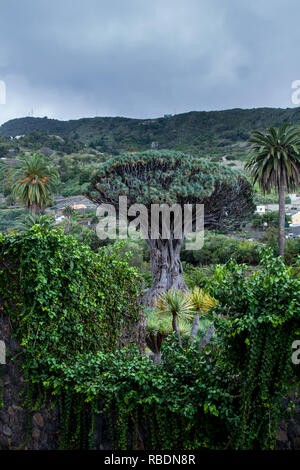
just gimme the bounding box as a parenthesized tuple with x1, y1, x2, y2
(0, 0, 300, 124)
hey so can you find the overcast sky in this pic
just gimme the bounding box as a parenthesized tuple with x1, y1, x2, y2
(0, 0, 300, 124)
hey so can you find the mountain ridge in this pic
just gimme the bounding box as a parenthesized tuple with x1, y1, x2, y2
(1, 107, 300, 155)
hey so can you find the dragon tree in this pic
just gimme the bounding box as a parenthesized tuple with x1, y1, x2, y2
(87, 150, 254, 305)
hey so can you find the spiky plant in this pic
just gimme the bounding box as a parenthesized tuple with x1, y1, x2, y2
(146, 311, 191, 364)
(17, 213, 56, 231)
(245, 124, 300, 256)
(189, 287, 218, 343)
(13, 153, 59, 215)
(154, 289, 194, 347)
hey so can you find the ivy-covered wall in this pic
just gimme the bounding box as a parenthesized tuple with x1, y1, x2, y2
(0, 312, 60, 450)
(0, 310, 117, 450)
(1, 310, 300, 450)
(1, 228, 300, 450)
(0, 227, 144, 450)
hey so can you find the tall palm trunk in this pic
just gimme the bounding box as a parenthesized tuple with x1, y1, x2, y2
(278, 180, 286, 257)
(29, 202, 38, 216)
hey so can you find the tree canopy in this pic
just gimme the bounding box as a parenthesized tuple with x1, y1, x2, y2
(87, 150, 255, 231)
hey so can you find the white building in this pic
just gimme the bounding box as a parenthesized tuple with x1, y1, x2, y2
(55, 215, 65, 223)
(255, 205, 266, 214)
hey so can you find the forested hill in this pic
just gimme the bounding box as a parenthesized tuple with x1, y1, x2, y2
(1, 107, 300, 155)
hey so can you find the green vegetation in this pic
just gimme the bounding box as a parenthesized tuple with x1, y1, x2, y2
(1, 232, 299, 449)
(17, 131, 84, 154)
(260, 227, 300, 265)
(0, 227, 142, 357)
(182, 230, 300, 269)
(2, 107, 300, 156)
(0, 111, 299, 451)
(0, 207, 27, 231)
(16, 213, 57, 231)
(62, 205, 75, 218)
(253, 183, 292, 204)
(59, 218, 105, 251)
(54, 152, 103, 197)
(182, 232, 261, 266)
(251, 210, 290, 229)
(154, 289, 194, 348)
(182, 263, 216, 289)
(1, 109, 299, 223)
(145, 308, 193, 365)
(0, 141, 105, 204)
(188, 287, 217, 345)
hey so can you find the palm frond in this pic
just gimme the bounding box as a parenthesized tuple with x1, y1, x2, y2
(245, 124, 300, 193)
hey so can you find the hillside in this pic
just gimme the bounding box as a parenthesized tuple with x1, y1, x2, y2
(2, 107, 300, 156)
(1, 106, 300, 229)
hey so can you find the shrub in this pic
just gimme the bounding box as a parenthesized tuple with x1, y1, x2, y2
(182, 262, 215, 289)
(261, 227, 300, 265)
(0, 207, 27, 231)
(251, 211, 290, 229)
(182, 233, 260, 266)
(209, 248, 300, 448)
(0, 226, 143, 359)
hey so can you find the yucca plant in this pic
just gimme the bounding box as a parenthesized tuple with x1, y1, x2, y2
(154, 289, 194, 347)
(189, 287, 218, 344)
(146, 311, 191, 364)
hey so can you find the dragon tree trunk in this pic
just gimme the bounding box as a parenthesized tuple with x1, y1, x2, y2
(143, 236, 188, 306)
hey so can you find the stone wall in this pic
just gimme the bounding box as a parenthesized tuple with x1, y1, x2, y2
(0, 312, 60, 450)
(0, 311, 115, 450)
(276, 391, 300, 450)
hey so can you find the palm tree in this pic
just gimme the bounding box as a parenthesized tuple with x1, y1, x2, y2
(13, 153, 58, 215)
(189, 287, 217, 344)
(154, 289, 194, 347)
(245, 124, 300, 256)
(62, 205, 75, 218)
